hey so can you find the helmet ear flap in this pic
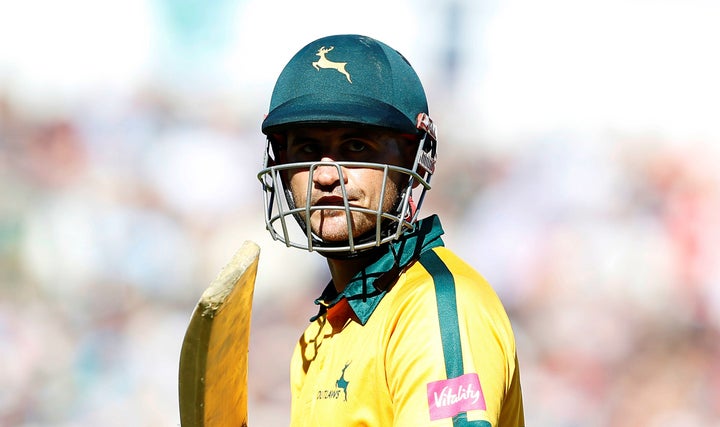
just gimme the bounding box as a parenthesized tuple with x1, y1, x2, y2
(266, 133, 287, 165)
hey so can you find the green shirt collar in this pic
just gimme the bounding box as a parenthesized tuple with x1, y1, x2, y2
(313, 215, 445, 325)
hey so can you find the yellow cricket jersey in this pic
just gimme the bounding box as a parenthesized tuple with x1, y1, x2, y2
(289, 215, 524, 427)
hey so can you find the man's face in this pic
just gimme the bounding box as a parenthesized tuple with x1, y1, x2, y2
(281, 126, 416, 242)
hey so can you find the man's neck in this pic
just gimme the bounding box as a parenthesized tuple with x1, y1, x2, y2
(326, 255, 374, 293)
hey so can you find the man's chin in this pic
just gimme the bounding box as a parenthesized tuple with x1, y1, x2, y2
(313, 228, 351, 242)
(312, 213, 371, 239)
(312, 223, 374, 243)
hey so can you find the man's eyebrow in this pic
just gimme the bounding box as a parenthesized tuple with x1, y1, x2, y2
(289, 130, 375, 143)
(288, 134, 321, 145)
(341, 130, 379, 140)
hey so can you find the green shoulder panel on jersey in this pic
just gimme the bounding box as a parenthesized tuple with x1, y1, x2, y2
(418, 249, 492, 427)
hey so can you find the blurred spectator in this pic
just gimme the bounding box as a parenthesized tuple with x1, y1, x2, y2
(1, 1, 719, 425)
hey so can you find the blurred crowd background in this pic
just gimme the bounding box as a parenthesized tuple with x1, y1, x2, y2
(2, 0, 719, 426)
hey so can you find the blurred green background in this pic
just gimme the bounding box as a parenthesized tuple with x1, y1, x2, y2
(1, 0, 719, 425)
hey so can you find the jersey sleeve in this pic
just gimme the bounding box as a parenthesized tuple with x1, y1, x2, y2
(382, 248, 524, 426)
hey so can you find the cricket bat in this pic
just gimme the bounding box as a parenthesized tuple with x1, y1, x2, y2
(178, 240, 260, 427)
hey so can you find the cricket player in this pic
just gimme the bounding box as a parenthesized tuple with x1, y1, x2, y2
(258, 34, 524, 427)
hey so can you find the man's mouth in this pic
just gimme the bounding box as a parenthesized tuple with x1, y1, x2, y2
(314, 195, 347, 207)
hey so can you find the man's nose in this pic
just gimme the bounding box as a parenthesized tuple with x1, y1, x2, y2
(312, 157, 347, 187)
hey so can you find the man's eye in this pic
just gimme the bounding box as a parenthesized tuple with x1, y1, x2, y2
(300, 144, 319, 154)
(345, 140, 367, 153)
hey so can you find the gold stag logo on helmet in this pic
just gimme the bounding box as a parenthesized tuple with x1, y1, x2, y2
(312, 46, 352, 83)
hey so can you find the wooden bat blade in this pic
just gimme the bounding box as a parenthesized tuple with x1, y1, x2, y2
(179, 240, 260, 427)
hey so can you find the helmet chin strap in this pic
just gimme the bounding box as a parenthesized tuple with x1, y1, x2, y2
(406, 195, 417, 221)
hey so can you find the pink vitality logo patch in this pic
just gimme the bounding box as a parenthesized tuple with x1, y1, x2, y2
(427, 373, 486, 420)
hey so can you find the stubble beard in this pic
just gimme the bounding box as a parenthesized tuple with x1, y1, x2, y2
(300, 181, 401, 243)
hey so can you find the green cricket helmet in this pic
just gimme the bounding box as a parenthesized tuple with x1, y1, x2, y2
(258, 34, 438, 257)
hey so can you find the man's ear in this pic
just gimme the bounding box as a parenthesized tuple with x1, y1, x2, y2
(400, 140, 422, 189)
(400, 136, 421, 170)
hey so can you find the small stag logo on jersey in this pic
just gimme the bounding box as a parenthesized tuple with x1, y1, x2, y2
(335, 362, 351, 401)
(312, 46, 352, 83)
(315, 362, 351, 401)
